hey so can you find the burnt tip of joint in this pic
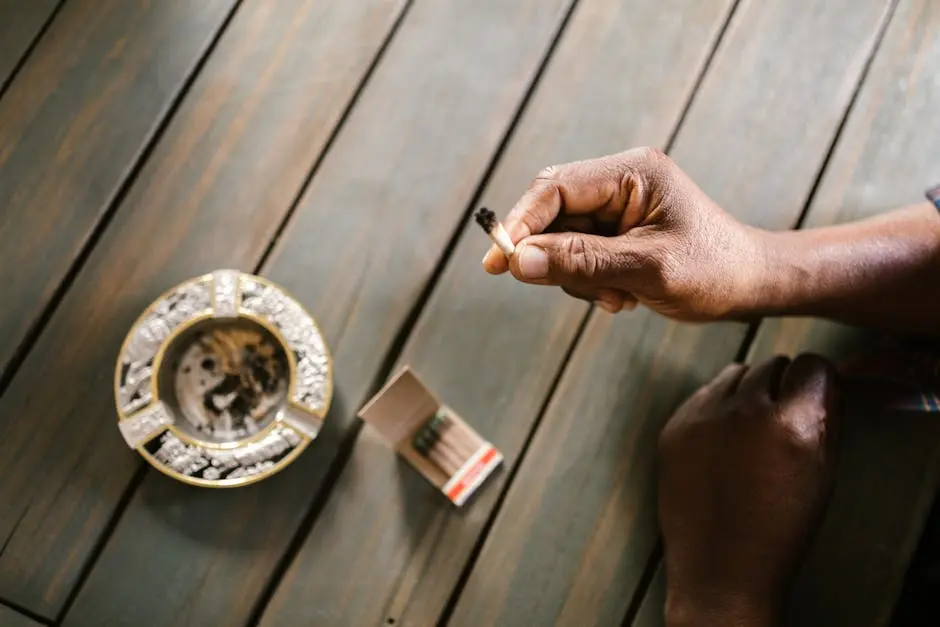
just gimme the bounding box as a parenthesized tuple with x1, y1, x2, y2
(474, 207, 497, 234)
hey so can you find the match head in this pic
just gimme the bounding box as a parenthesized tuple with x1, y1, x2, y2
(428, 413, 446, 434)
(412, 430, 431, 455)
(474, 207, 497, 234)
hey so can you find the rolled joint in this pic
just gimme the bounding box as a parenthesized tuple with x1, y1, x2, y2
(491, 224, 515, 257)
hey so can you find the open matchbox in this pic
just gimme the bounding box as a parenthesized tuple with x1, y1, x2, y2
(358, 367, 503, 506)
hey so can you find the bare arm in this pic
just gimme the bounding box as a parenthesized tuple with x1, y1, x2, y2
(482, 149, 940, 335)
(750, 202, 940, 335)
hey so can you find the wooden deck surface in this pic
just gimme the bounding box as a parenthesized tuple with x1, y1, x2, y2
(0, 0, 937, 625)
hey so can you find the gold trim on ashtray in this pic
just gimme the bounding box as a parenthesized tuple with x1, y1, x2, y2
(114, 270, 333, 488)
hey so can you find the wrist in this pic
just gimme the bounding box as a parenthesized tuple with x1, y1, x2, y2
(723, 225, 800, 320)
(742, 227, 817, 317)
(665, 584, 782, 627)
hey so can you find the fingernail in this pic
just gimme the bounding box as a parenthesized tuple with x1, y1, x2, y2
(596, 299, 619, 314)
(517, 245, 549, 279)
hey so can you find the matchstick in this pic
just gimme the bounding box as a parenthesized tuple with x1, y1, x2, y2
(425, 414, 469, 472)
(437, 433, 470, 466)
(414, 411, 489, 477)
(428, 446, 460, 476)
(442, 414, 484, 452)
(474, 207, 515, 257)
(435, 416, 477, 459)
(437, 442, 465, 474)
(415, 429, 461, 476)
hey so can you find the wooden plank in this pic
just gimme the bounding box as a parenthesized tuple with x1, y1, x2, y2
(57, 1, 579, 625)
(0, 0, 58, 89)
(0, 0, 409, 617)
(633, 566, 666, 627)
(0, 605, 41, 627)
(0, 0, 237, 379)
(747, 1, 940, 624)
(256, 2, 734, 626)
(445, 1, 894, 625)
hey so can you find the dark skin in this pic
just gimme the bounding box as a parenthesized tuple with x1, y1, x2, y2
(482, 148, 940, 625)
(658, 355, 839, 627)
(483, 147, 940, 334)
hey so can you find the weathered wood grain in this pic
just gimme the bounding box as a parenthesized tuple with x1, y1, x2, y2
(0, 0, 58, 90)
(633, 566, 666, 627)
(0, 0, 237, 380)
(447, 0, 894, 625)
(0, 604, 40, 627)
(58, 1, 581, 625)
(748, 1, 940, 624)
(0, 0, 409, 617)
(256, 1, 734, 625)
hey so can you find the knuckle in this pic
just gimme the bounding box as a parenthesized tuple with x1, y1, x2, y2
(563, 235, 603, 279)
(621, 147, 677, 201)
(523, 173, 558, 202)
(635, 145, 667, 163)
(777, 405, 828, 451)
(511, 177, 562, 232)
(525, 172, 562, 203)
(535, 165, 560, 182)
(784, 353, 838, 399)
(537, 158, 601, 186)
(624, 146, 671, 173)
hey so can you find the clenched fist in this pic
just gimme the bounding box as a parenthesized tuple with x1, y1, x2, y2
(658, 355, 841, 626)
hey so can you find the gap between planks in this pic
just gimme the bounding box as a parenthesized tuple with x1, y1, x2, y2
(20, 0, 885, 623)
(0, 0, 244, 402)
(243, 0, 589, 624)
(43, 1, 420, 624)
(626, 0, 902, 623)
(620, 542, 664, 627)
(0, 0, 67, 101)
(0, 597, 54, 627)
(433, 1, 745, 623)
(38, 5, 250, 624)
(240, 3, 431, 618)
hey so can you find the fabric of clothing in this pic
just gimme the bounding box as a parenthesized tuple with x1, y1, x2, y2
(927, 184, 940, 210)
(839, 338, 940, 413)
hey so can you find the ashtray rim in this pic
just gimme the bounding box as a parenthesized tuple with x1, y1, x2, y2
(113, 270, 333, 488)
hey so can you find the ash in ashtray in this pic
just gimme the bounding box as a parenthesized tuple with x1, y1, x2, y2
(170, 322, 289, 442)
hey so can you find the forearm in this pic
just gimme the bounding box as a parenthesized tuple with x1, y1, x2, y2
(741, 203, 940, 335)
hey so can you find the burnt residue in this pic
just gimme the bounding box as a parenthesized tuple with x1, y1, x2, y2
(474, 207, 497, 234)
(411, 416, 441, 457)
(198, 330, 286, 425)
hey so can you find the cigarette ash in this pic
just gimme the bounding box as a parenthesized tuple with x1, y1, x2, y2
(474, 207, 498, 234)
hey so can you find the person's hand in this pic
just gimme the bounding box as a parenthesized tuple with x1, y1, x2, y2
(657, 355, 841, 627)
(481, 148, 774, 321)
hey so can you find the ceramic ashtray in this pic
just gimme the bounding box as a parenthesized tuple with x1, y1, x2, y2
(114, 270, 332, 487)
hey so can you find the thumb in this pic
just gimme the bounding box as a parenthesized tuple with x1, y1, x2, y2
(508, 232, 648, 287)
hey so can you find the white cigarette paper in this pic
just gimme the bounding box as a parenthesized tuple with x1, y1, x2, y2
(475, 208, 515, 257)
(490, 223, 515, 257)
